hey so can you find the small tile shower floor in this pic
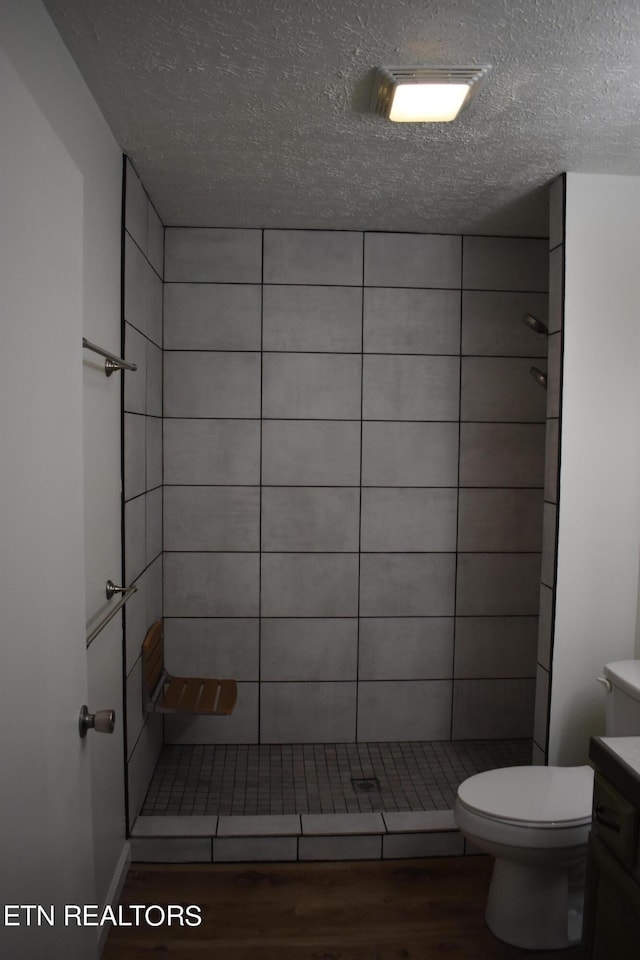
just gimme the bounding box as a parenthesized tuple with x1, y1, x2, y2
(142, 739, 531, 817)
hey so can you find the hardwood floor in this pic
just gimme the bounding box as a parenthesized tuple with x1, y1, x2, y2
(103, 856, 581, 959)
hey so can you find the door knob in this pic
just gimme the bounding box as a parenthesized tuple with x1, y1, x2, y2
(79, 705, 116, 738)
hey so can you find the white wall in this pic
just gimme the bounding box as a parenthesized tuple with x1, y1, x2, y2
(549, 173, 640, 764)
(1, 0, 126, 919)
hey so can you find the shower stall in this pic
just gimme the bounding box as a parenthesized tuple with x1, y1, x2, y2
(122, 158, 554, 861)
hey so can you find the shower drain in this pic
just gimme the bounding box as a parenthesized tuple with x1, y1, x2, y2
(351, 777, 380, 794)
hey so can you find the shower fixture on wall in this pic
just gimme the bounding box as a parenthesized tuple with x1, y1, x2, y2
(522, 313, 549, 336)
(530, 366, 547, 390)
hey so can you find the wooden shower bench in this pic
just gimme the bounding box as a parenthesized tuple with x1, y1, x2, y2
(142, 620, 238, 716)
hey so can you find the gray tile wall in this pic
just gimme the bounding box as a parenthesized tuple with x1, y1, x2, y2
(122, 159, 164, 821)
(532, 176, 565, 763)
(161, 226, 547, 745)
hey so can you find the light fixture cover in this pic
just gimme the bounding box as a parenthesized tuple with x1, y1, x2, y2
(372, 65, 491, 122)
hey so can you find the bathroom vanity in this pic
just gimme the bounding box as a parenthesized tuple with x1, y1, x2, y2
(582, 736, 640, 958)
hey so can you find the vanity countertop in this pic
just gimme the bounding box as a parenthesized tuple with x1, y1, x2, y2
(589, 736, 640, 806)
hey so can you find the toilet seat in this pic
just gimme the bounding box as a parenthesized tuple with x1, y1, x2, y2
(457, 765, 593, 828)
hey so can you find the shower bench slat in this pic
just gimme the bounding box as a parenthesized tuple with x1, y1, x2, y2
(142, 620, 238, 716)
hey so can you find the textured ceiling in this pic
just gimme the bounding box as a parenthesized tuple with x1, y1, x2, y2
(43, 0, 640, 236)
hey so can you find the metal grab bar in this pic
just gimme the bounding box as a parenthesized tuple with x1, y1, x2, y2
(82, 337, 137, 376)
(86, 582, 137, 648)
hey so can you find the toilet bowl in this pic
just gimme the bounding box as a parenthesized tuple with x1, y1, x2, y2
(454, 661, 640, 949)
(454, 764, 594, 950)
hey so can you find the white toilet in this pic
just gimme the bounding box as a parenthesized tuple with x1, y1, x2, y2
(454, 660, 640, 950)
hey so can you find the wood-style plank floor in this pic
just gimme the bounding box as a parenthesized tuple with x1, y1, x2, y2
(103, 856, 581, 959)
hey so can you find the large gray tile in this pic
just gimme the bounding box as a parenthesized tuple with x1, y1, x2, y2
(147, 201, 164, 278)
(363, 355, 459, 420)
(461, 357, 547, 422)
(126, 657, 145, 760)
(533, 664, 550, 749)
(383, 811, 457, 833)
(461, 291, 549, 356)
(124, 413, 146, 500)
(453, 617, 538, 678)
(457, 489, 544, 552)
(127, 715, 163, 823)
(164, 553, 259, 616)
(261, 554, 359, 617)
(125, 568, 148, 675)
(299, 835, 381, 861)
(147, 262, 163, 347)
(124, 323, 147, 415)
(164, 419, 260, 485)
(146, 340, 162, 417)
(538, 585, 553, 671)
(546, 332, 561, 418)
(217, 816, 301, 837)
(164, 682, 258, 744)
(164, 486, 260, 551)
(165, 228, 262, 282)
(263, 353, 361, 419)
(164, 283, 261, 350)
(260, 681, 356, 742)
(124, 234, 161, 344)
(262, 420, 361, 485)
(357, 681, 452, 740)
(125, 160, 148, 253)
(364, 233, 461, 288)
(164, 618, 259, 681)
(548, 246, 563, 334)
(361, 422, 459, 486)
(132, 816, 218, 838)
(363, 288, 460, 354)
(263, 230, 362, 285)
(456, 553, 542, 615)
(452, 678, 535, 738)
(164, 352, 260, 418)
(263, 285, 362, 352)
(548, 175, 565, 250)
(146, 555, 163, 626)
(146, 416, 162, 490)
(302, 814, 384, 835)
(262, 487, 359, 551)
(358, 618, 454, 680)
(146, 487, 162, 565)
(459, 423, 546, 487)
(541, 502, 557, 587)
(462, 237, 548, 291)
(261, 618, 357, 681)
(383, 832, 463, 859)
(212, 837, 297, 862)
(361, 488, 457, 552)
(124, 495, 146, 583)
(360, 554, 456, 616)
(532, 742, 546, 766)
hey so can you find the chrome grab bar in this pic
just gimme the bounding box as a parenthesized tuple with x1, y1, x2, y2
(82, 337, 137, 376)
(86, 581, 137, 648)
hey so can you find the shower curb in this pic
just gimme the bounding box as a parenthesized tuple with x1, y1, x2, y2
(130, 809, 483, 863)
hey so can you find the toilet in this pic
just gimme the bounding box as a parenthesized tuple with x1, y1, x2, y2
(453, 660, 640, 950)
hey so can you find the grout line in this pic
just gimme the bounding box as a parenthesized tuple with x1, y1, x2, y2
(161, 415, 548, 424)
(355, 232, 365, 740)
(258, 228, 264, 744)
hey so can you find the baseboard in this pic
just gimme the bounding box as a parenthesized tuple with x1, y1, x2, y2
(97, 840, 131, 957)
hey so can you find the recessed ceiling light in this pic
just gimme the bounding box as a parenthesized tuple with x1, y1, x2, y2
(372, 65, 491, 122)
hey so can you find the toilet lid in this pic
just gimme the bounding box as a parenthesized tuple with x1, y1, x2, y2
(457, 765, 594, 827)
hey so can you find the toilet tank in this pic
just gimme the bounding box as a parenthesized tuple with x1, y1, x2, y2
(602, 661, 640, 735)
